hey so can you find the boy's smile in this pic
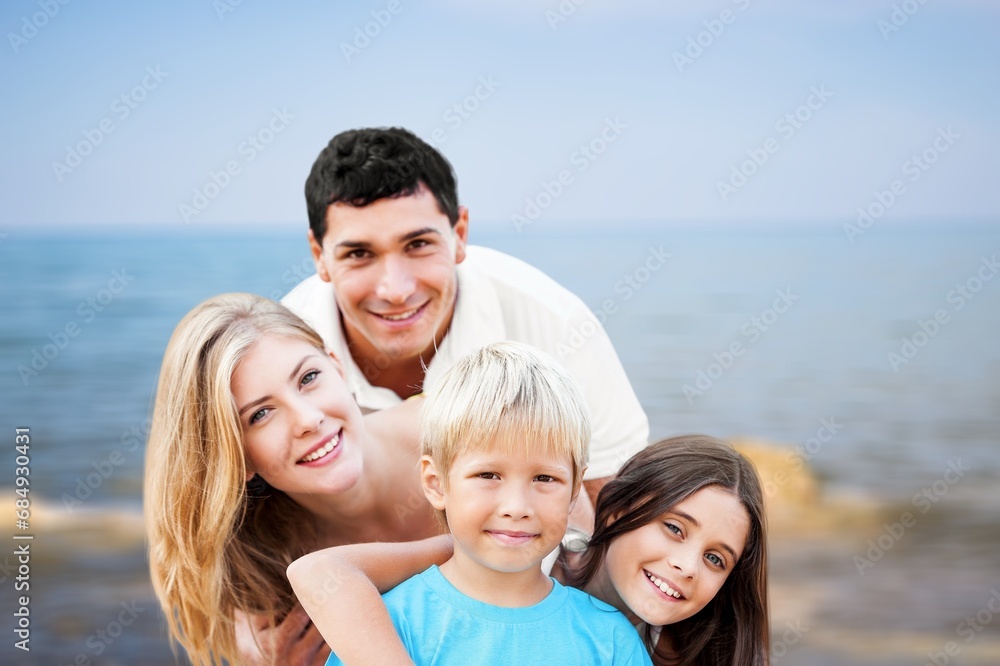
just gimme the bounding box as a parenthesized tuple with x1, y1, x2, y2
(421, 445, 579, 607)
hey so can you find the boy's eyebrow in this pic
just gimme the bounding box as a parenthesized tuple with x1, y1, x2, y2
(671, 509, 740, 563)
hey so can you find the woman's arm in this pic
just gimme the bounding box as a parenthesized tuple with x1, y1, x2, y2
(287, 535, 453, 666)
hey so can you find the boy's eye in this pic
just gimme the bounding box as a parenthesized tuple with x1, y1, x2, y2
(534, 474, 556, 483)
(477, 472, 499, 480)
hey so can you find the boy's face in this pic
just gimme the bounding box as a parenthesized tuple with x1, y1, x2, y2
(308, 185, 468, 368)
(422, 444, 579, 577)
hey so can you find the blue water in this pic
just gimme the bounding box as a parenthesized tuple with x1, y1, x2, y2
(2, 222, 999, 663)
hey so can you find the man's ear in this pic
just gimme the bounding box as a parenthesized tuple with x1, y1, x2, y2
(420, 455, 447, 511)
(308, 229, 331, 282)
(452, 206, 469, 265)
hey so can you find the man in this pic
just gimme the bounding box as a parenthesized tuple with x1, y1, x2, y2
(283, 127, 647, 503)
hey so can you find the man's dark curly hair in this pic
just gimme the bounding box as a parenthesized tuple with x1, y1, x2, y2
(305, 127, 460, 244)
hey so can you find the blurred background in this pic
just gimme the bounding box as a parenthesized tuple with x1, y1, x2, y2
(2, 1, 999, 664)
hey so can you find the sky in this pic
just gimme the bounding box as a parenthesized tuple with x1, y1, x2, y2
(2, 0, 999, 230)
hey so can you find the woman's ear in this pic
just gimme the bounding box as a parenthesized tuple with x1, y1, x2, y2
(326, 349, 346, 379)
(420, 455, 447, 511)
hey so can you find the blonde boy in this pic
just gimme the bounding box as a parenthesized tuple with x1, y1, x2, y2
(324, 341, 651, 665)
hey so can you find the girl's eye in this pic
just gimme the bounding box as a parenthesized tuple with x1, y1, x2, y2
(664, 522, 682, 536)
(706, 553, 725, 568)
(249, 408, 269, 425)
(301, 370, 320, 386)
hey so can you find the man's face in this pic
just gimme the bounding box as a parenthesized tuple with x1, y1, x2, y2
(309, 185, 468, 369)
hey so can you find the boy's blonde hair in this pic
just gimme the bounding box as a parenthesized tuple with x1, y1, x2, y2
(420, 341, 591, 486)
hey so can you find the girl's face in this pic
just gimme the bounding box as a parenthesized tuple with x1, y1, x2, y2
(604, 485, 750, 627)
(231, 334, 366, 502)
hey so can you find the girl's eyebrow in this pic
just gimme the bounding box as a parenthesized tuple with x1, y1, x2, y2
(670, 509, 740, 562)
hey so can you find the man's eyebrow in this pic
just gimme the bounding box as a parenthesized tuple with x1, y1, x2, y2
(398, 227, 442, 243)
(333, 227, 442, 251)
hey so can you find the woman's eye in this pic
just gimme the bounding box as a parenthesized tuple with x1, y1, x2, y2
(301, 370, 320, 386)
(706, 553, 724, 568)
(249, 408, 269, 425)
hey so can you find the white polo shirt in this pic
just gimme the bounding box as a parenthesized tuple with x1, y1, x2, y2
(281, 245, 648, 480)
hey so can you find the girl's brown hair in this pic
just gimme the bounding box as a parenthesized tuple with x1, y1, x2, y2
(568, 435, 769, 666)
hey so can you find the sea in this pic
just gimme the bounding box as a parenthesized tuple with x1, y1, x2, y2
(1, 221, 998, 665)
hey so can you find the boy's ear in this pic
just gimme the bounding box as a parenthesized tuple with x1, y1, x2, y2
(420, 455, 447, 511)
(569, 466, 587, 506)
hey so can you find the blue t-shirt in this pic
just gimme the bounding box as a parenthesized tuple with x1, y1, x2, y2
(326, 565, 652, 665)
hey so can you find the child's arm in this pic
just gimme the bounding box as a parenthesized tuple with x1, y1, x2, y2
(287, 535, 453, 666)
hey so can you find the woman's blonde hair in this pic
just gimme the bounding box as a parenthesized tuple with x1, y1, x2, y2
(144, 293, 326, 666)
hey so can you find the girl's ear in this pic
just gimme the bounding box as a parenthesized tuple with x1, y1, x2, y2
(420, 456, 447, 511)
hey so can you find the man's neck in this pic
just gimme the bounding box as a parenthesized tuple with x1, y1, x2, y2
(353, 352, 428, 400)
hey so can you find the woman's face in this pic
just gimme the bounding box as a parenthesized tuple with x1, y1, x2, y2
(231, 334, 366, 502)
(604, 485, 750, 627)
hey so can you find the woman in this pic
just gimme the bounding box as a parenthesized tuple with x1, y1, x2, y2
(144, 293, 442, 666)
(290, 435, 770, 665)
